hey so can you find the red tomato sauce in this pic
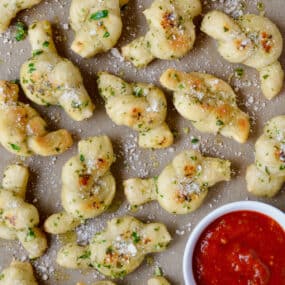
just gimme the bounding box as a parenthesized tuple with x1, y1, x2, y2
(193, 210, 285, 285)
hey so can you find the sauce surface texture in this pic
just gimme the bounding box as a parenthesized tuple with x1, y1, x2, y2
(193, 210, 285, 285)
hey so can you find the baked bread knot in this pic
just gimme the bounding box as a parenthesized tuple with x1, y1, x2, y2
(57, 216, 171, 278)
(0, 0, 41, 33)
(160, 69, 250, 143)
(97, 72, 173, 149)
(0, 81, 72, 156)
(0, 164, 47, 258)
(20, 20, 94, 121)
(44, 136, 116, 234)
(201, 10, 284, 99)
(122, 0, 202, 67)
(124, 150, 231, 214)
(246, 116, 285, 197)
(70, 0, 129, 58)
(0, 261, 38, 285)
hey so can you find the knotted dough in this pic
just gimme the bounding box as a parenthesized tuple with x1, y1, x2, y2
(0, 164, 47, 258)
(44, 136, 116, 234)
(70, 0, 129, 58)
(0, 80, 73, 156)
(122, 0, 202, 67)
(201, 10, 284, 99)
(246, 116, 285, 197)
(124, 150, 231, 214)
(57, 216, 171, 278)
(97, 72, 173, 149)
(20, 20, 94, 121)
(160, 69, 250, 143)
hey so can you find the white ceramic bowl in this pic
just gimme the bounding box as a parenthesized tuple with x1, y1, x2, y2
(183, 201, 285, 285)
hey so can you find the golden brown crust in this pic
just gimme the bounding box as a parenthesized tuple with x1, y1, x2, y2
(44, 136, 116, 234)
(124, 150, 231, 214)
(20, 21, 94, 121)
(201, 10, 284, 99)
(0, 80, 73, 156)
(160, 69, 250, 143)
(122, 0, 202, 67)
(57, 216, 171, 278)
(0, 165, 47, 258)
(97, 72, 173, 149)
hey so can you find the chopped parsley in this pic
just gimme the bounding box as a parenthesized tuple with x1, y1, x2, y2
(26, 228, 36, 241)
(90, 10, 109, 20)
(134, 87, 143, 97)
(32, 49, 43, 57)
(15, 22, 27, 41)
(28, 63, 36, 73)
(80, 154, 85, 162)
(216, 119, 224, 126)
(235, 68, 244, 77)
(78, 250, 91, 259)
(103, 31, 110, 38)
(42, 41, 50, 48)
(191, 137, 199, 144)
(263, 74, 269, 79)
(9, 143, 21, 151)
(131, 231, 141, 244)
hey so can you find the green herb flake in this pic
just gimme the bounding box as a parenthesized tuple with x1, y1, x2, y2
(9, 143, 21, 151)
(78, 250, 91, 259)
(103, 31, 110, 38)
(191, 137, 199, 144)
(28, 63, 36, 73)
(131, 231, 141, 244)
(32, 50, 43, 57)
(90, 10, 109, 20)
(216, 119, 224, 126)
(42, 41, 50, 47)
(224, 26, 229, 32)
(235, 68, 244, 77)
(15, 22, 27, 41)
(26, 228, 36, 240)
(80, 154, 85, 162)
(263, 74, 269, 80)
(134, 87, 143, 97)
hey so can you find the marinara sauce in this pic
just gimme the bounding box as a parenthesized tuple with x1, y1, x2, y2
(193, 211, 285, 285)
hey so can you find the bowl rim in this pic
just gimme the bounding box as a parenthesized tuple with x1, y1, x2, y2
(183, 200, 285, 285)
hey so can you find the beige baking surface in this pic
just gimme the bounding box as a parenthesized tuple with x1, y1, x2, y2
(0, 0, 285, 284)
